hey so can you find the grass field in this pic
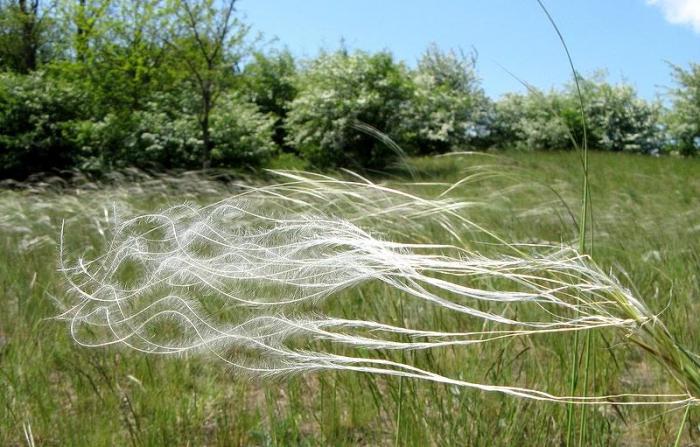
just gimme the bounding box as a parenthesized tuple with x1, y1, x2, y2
(2, 151, 700, 446)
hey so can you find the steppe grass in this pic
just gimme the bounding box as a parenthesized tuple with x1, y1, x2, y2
(1, 151, 700, 446)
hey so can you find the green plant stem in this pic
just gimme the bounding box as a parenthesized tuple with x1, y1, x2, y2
(578, 331, 593, 447)
(673, 404, 690, 447)
(395, 296, 405, 447)
(566, 332, 579, 447)
(395, 375, 404, 447)
(535, 3, 593, 444)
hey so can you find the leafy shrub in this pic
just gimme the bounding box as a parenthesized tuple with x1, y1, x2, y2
(210, 93, 277, 167)
(119, 110, 203, 169)
(241, 49, 297, 149)
(666, 63, 700, 156)
(580, 76, 663, 153)
(0, 71, 90, 178)
(491, 74, 663, 153)
(62, 92, 203, 171)
(285, 49, 414, 169)
(492, 90, 574, 151)
(67, 93, 276, 171)
(61, 115, 129, 172)
(399, 45, 489, 154)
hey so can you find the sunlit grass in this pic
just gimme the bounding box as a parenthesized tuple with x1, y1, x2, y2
(2, 151, 700, 445)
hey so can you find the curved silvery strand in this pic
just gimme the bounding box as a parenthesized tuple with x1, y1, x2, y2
(58, 171, 700, 407)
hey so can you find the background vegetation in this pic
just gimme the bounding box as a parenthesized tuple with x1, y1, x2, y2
(1, 0, 699, 179)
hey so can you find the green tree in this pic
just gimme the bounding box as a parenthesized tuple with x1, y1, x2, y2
(0, 0, 55, 72)
(166, 0, 249, 168)
(241, 48, 297, 149)
(57, 0, 111, 63)
(48, 0, 177, 168)
(86, 0, 173, 112)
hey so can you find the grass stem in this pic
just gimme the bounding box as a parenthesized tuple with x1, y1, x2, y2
(673, 404, 690, 447)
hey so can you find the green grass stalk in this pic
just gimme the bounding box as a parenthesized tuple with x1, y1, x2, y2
(533, 1, 593, 443)
(395, 296, 406, 447)
(673, 404, 690, 447)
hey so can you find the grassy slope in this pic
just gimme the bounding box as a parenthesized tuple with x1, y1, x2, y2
(1, 151, 699, 446)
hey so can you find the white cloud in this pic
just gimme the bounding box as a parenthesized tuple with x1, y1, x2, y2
(648, 0, 700, 32)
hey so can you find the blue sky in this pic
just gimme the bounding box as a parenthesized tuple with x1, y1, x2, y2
(237, 0, 700, 100)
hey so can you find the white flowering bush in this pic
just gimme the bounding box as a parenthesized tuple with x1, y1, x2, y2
(491, 90, 573, 151)
(399, 45, 489, 154)
(65, 93, 276, 170)
(581, 77, 663, 153)
(666, 63, 700, 156)
(491, 75, 663, 153)
(285, 50, 414, 169)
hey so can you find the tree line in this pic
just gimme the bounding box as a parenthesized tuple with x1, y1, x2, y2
(1, 0, 698, 179)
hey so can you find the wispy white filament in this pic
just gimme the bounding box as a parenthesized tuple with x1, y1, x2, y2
(57, 171, 696, 405)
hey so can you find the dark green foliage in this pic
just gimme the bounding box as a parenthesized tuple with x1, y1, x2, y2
(0, 1, 695, 178)
(0, 0, 281, 178)
(64, 92, 275, 171)
(209, 93, 277, 167)
(67, 109, 202, 171)
(241, 49, 297, 149)
(0, 71, 90, 178)
(0, 0, 55, 73)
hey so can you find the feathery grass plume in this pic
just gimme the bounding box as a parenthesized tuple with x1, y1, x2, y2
(58, 170, 700, 406)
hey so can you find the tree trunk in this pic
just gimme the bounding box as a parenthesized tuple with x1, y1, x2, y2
(202, 123, 212, 169)
(17, 0, 39, 72)
(76, 0, 87, 63)
(201, 95, 212, 169)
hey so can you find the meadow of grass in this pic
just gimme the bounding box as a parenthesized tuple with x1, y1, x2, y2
(1, 151, 700, 446)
